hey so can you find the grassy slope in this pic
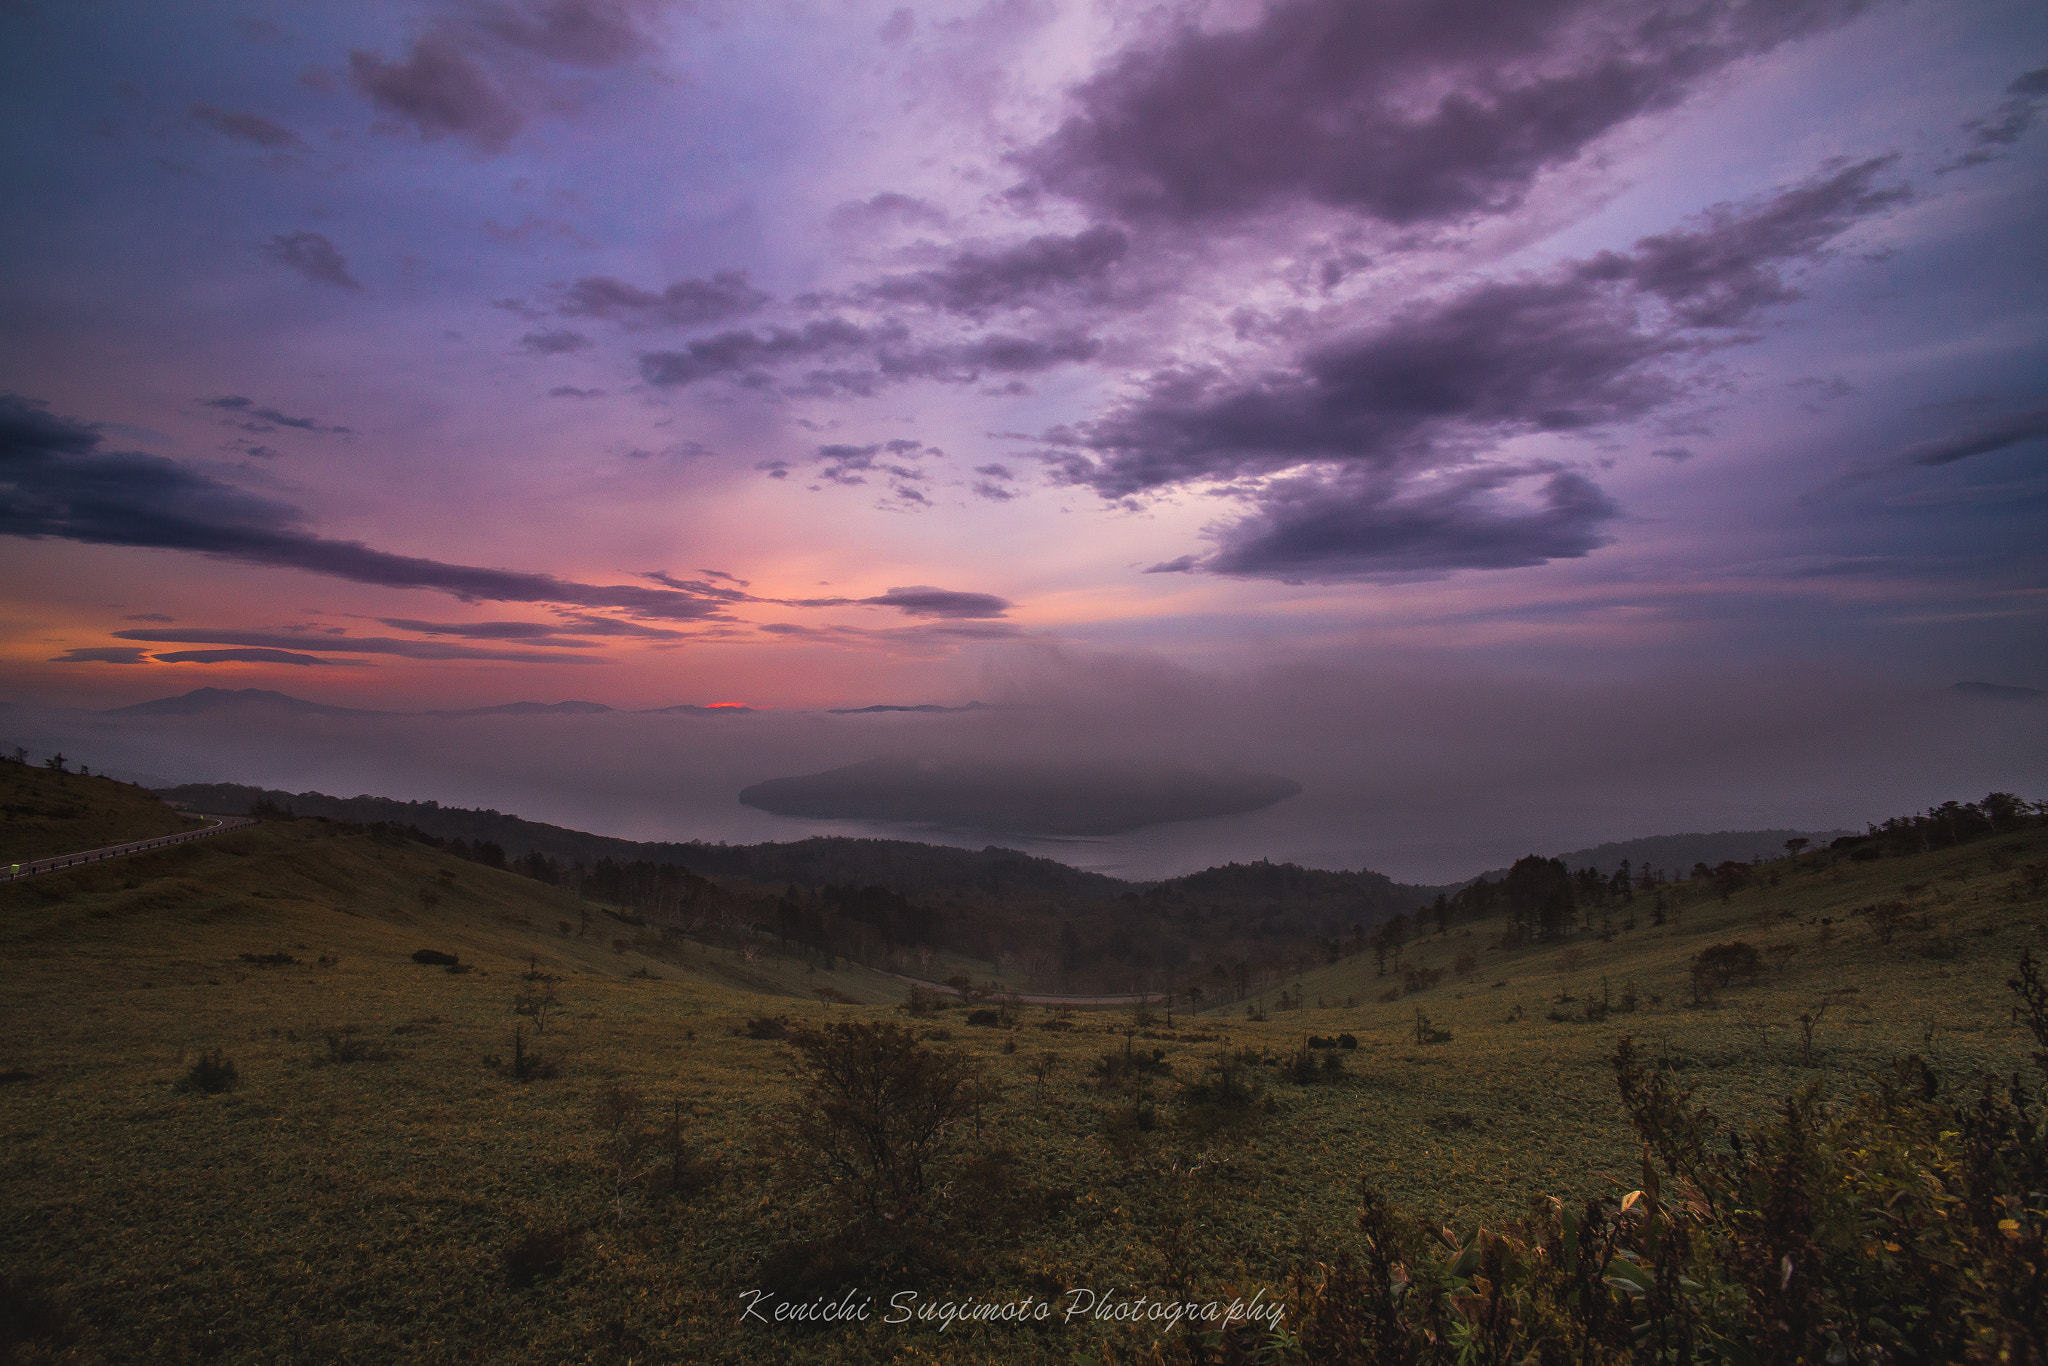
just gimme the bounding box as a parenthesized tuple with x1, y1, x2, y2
(0, 815, 2042, 1364)
(0, 763, 201, 863)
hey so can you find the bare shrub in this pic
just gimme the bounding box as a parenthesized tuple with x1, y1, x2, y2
(514, 981, 563, 1034)
(783, 1021, 993, 1225)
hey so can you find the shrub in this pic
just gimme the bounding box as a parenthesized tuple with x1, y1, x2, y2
(174, 1048, 238, 1094)
(782, 1021, 994, 1226)
(0, 1270, 83, 1360)
(498, 1027, 557, 1082)
(514, 982, 564, 1034)
(503, 1226, 581, 1289)
(1337, 1032, 1358, 1049)
(411, 948, 459, 966)
(239, 951, 298, 967)
(1693, 940, 1763, 990)
(743, 1015, 789, 1040)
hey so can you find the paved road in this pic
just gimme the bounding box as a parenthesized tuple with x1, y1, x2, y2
(2, 815, 256, 883)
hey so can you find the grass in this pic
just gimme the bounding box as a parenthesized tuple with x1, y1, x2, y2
(1, 775, 2043, 1363)
(0, 763, 201, 863)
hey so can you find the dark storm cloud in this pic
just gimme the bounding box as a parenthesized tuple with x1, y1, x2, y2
(349, 34, 525, 152)
(638, 320, 1098, 392)
(560, 271, 769, 327)
(1026, 0, 1870, 224)
(1205, 466, 1619, 582)
(189, 103, 302, 149)
(112, 627, 588, 664)
(202, 395, 349, 433)
(264, 231, 360, 289)
(152, 648, 343, 666)
(0, 394, 732, 621)
(520, 328, 592, 354)
(865, 226, 1128, 315)
(48, 647, 150, 664)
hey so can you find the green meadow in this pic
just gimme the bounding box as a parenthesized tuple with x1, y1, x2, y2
(1, 763, 2042, 1363)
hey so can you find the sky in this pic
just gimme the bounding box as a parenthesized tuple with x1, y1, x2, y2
(2, 0, 2045, 877)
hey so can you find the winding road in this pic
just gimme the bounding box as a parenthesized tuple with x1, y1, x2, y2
(2, 815, 256, 883)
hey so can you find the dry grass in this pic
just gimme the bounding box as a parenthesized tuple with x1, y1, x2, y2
(1, 792, 2042, 1363)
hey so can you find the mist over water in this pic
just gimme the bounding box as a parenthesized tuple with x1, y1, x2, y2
(5, 657, 2042, 883)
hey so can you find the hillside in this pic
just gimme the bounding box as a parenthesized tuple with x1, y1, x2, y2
(156, 781, 1132, 900)
(0, 796, 2040, 1362)
(1470, 826, 1855, 885)
(1, 760, 201, 863)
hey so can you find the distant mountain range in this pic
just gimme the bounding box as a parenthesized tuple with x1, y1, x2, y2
(100, 687, 1012, 718)
(104, 688, 758, 717)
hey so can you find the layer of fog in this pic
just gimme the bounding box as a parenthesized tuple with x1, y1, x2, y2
(4, 652, 2042, 883)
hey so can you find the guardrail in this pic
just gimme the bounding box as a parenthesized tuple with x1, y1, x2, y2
(3, 815, 257, 883)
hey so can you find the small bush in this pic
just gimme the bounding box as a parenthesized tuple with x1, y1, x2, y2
(1337, 1032, 1358, 1049)
(744, 1015, 790, 1040)
(0, 1270, 83, 1360)
(503, 1226, 581, 1289)
(175, 1048, 238, 1094)
(411, 948, 459, 966)
(239, 951, 298, 967)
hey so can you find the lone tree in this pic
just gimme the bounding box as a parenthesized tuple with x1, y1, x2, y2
(784, 1021, 992, 1225)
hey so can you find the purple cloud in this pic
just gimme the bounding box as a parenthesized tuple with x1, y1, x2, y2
(349, 33, 525, 153)
(113, 628, 591, 664)
(520, 328, 592, 354)
(866, 226, 1129, 315)
(48, 646, 151, 664)
(151, 648, 344, 666)
(1204, 466, 1620, 583)
(1045, 158, 1904, 579)
(560, 270, 769, 328)
(476, 0, 652, 67)
(1027, 0, 1869, 225)
(264, 231, 360, 289)
(860, 586, 1011, 618)
(0, 394, 735, 622)
(203, 395, 349, 433)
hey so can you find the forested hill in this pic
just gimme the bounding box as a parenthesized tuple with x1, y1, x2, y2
(1469, 827, 1856, 885)
(154, 782, 1129, 900)
(1131, 860, 1432, 933)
